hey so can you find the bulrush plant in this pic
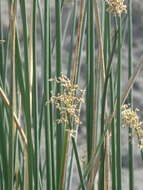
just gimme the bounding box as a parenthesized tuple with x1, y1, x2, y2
(49, 74, 85, 190)
(1, 0, 143, 190)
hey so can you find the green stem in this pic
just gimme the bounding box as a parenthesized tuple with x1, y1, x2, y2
(58, 130, 70, 190)
(116, 16, 122, 190)
(44, 0, 53, 189)
(32, 0, 39, 189)
(55, 0, 63, 188)
(86, 0, 94, 162)
(72, 137, 86, 190)
(67, 0, 77, 78)
(128, 0, 134, 189)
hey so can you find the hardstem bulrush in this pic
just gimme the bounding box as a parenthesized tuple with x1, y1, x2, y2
(48, 74, 85, 189)
(121, 104, 143, 149)
(1, 0, 142, 189)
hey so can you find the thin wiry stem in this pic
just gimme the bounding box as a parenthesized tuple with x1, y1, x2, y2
(127, 0, 134, 189)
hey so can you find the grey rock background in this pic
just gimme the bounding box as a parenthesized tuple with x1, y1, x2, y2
(1, 0, 143, 189)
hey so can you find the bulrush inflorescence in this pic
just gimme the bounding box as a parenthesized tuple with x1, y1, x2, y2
(121, 104, 143, 149)
(105, 0, 127, 15)
(49, 74, 85, 130)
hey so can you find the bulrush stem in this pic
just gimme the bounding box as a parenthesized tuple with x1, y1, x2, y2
(128, 0, 134, 189)
(116, 16, 122, 190)
(58, 129, 71, 190)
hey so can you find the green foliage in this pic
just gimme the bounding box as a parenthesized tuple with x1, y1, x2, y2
(0, 0, 142, 189)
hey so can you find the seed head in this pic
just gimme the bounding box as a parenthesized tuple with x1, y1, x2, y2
(49, 74, 85, 127)
(105, 0, 127, 15)
(121, 104, 143, 149)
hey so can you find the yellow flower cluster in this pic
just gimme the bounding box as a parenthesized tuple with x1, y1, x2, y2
(121, 104, 143, 149)
(49, 74, 85, 127)
(105, 0, 127, 15)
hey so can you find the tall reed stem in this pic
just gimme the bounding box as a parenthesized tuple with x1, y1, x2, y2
(116, 16, 122, 190)
(55, 1, 63, 187)
(44, 0, 53, 189)
(127, 0, 134, 190)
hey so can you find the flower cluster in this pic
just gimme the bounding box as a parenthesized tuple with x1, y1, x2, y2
(49, 74, 85, 127)
(121, 104, 143, 149)
(105, 0, 127, 15)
